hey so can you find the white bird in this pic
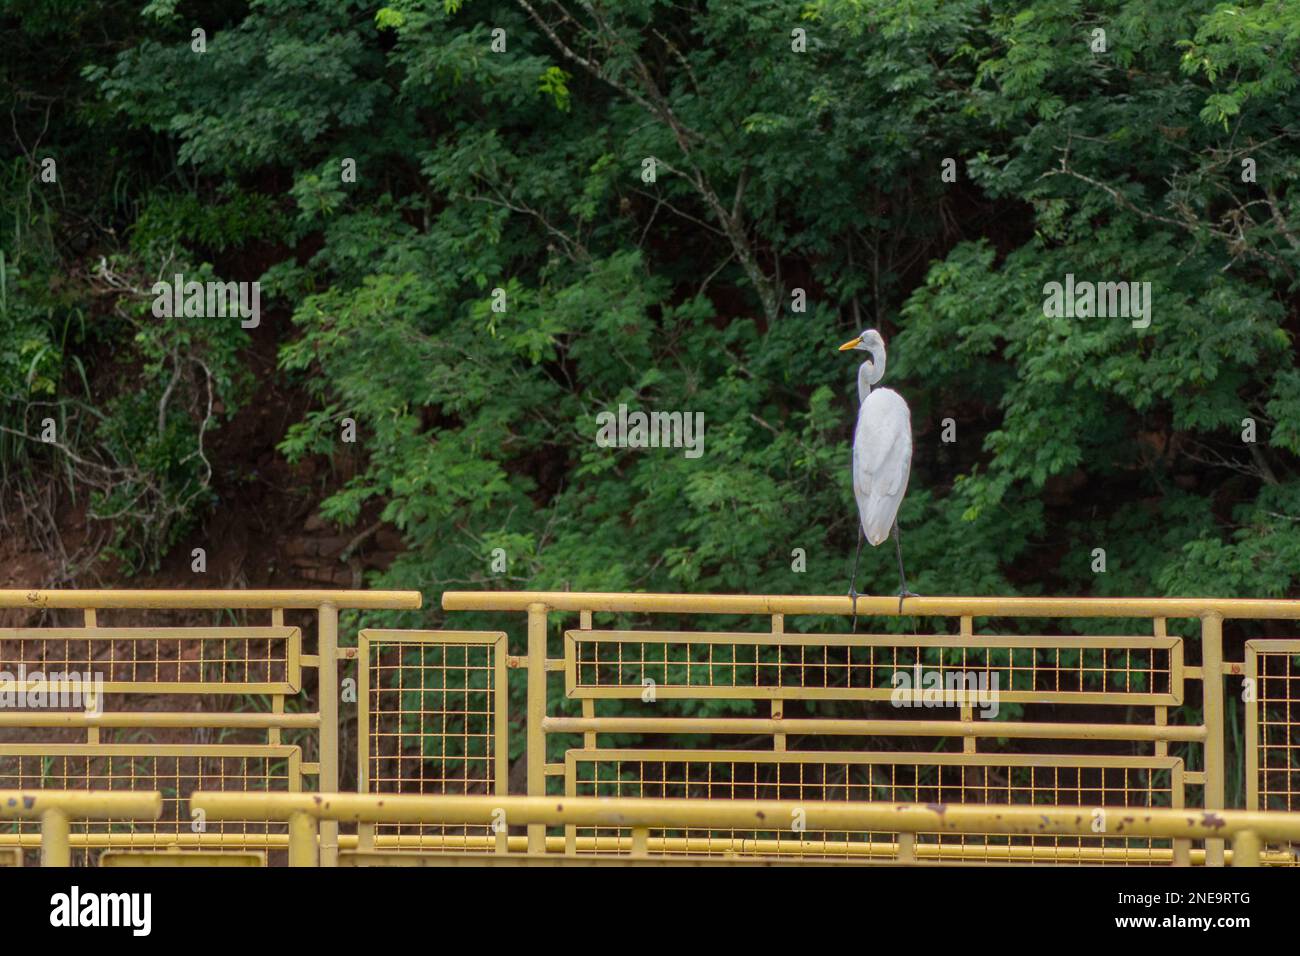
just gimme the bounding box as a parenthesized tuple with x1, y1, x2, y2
(839, 329, 916, 623)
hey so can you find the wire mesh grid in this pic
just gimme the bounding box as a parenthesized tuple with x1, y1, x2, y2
(0, 627, 299, 692)
(568, 631, 1179, 702)
(360, 631, 505, 848)
(1254, 648, 1300, 811)
(1246, 642, 1300, 865)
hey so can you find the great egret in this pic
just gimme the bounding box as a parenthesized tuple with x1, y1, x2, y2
(839, 329, 916, 625)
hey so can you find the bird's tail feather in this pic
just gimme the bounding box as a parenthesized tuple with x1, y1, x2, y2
(860, 497, 896, 546)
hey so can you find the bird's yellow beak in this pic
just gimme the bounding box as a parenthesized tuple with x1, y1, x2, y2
(838, 336, 862, 352)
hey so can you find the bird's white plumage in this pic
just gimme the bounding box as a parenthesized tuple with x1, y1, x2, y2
(840, 327, 915, 609)
(852, 386, 912, 547)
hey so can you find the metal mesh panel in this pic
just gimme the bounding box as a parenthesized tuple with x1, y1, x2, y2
(1245, 641, 1300, 865)
(1253, 646, 1300, 811)
(567, 631, 1181, 703)
(0, 627, 300, 693)
(359, 630, 506, 848)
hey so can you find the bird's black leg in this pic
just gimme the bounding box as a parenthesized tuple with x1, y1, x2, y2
(893, 521, 919, 614)
(847, 525, 864, 633)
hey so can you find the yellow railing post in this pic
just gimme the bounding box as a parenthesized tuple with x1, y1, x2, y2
(40, 808, 70, 867)
(1201, 612, 1226, 866)
(1231, 829, 1261, 867)
(526, 602, 548, 854)
(630, 826, 650, 859)
(897, 832, 916, 864)
(318, 602, 340, 867)
(288, 810, 319, 867)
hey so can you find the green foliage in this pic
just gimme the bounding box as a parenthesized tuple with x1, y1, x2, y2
(130, 190, 285, 255)
(5, 0, 1300, 753)
(1, 3, 252, 570)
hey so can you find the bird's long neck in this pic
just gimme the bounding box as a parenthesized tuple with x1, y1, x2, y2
(857, 362, 873, 405)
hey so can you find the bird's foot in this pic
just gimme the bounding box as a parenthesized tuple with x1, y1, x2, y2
(847, 587, 861, 633)
(897, 589, 920, 614)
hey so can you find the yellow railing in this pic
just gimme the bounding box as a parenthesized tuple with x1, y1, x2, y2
(438, 591, 1300, 866)
(0, 589, 419, 865)
(4, 589, 1299, 867)
(7, 790, 1296, 866)
(190, 791, 1300, 867)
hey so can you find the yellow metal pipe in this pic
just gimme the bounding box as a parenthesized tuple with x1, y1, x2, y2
(90, 829, 1255, 865)
(1, 589, 420, 610)
(0, 833, 292, 848)
(99, 850, 267, 868)
(340, 844, 1291, 866)
(630, 826, 649, 859)
(333, 833, 1292, 865)
(0, 790, 162, 819)
(1202, 613, 1226, 866)
(41, 808, 70, 867)
(318, 603, 339, 868)
(1231, 830, 1261, 868)
(442, 591, 1300, 619)
(386, 834, 1282, 865)
(541, 716, 1208, 742)
(896, 831, 916, 864)
(526, 603, 548, 853)
(288, 811, 319, 867)
(190, 793, 1300, 843)
(0, 712, 320, 729)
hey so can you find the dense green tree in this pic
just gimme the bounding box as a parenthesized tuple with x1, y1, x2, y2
(3, 2, 1299, 769)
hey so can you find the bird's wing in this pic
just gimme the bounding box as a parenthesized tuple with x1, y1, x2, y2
(852, 388, 913, 546)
